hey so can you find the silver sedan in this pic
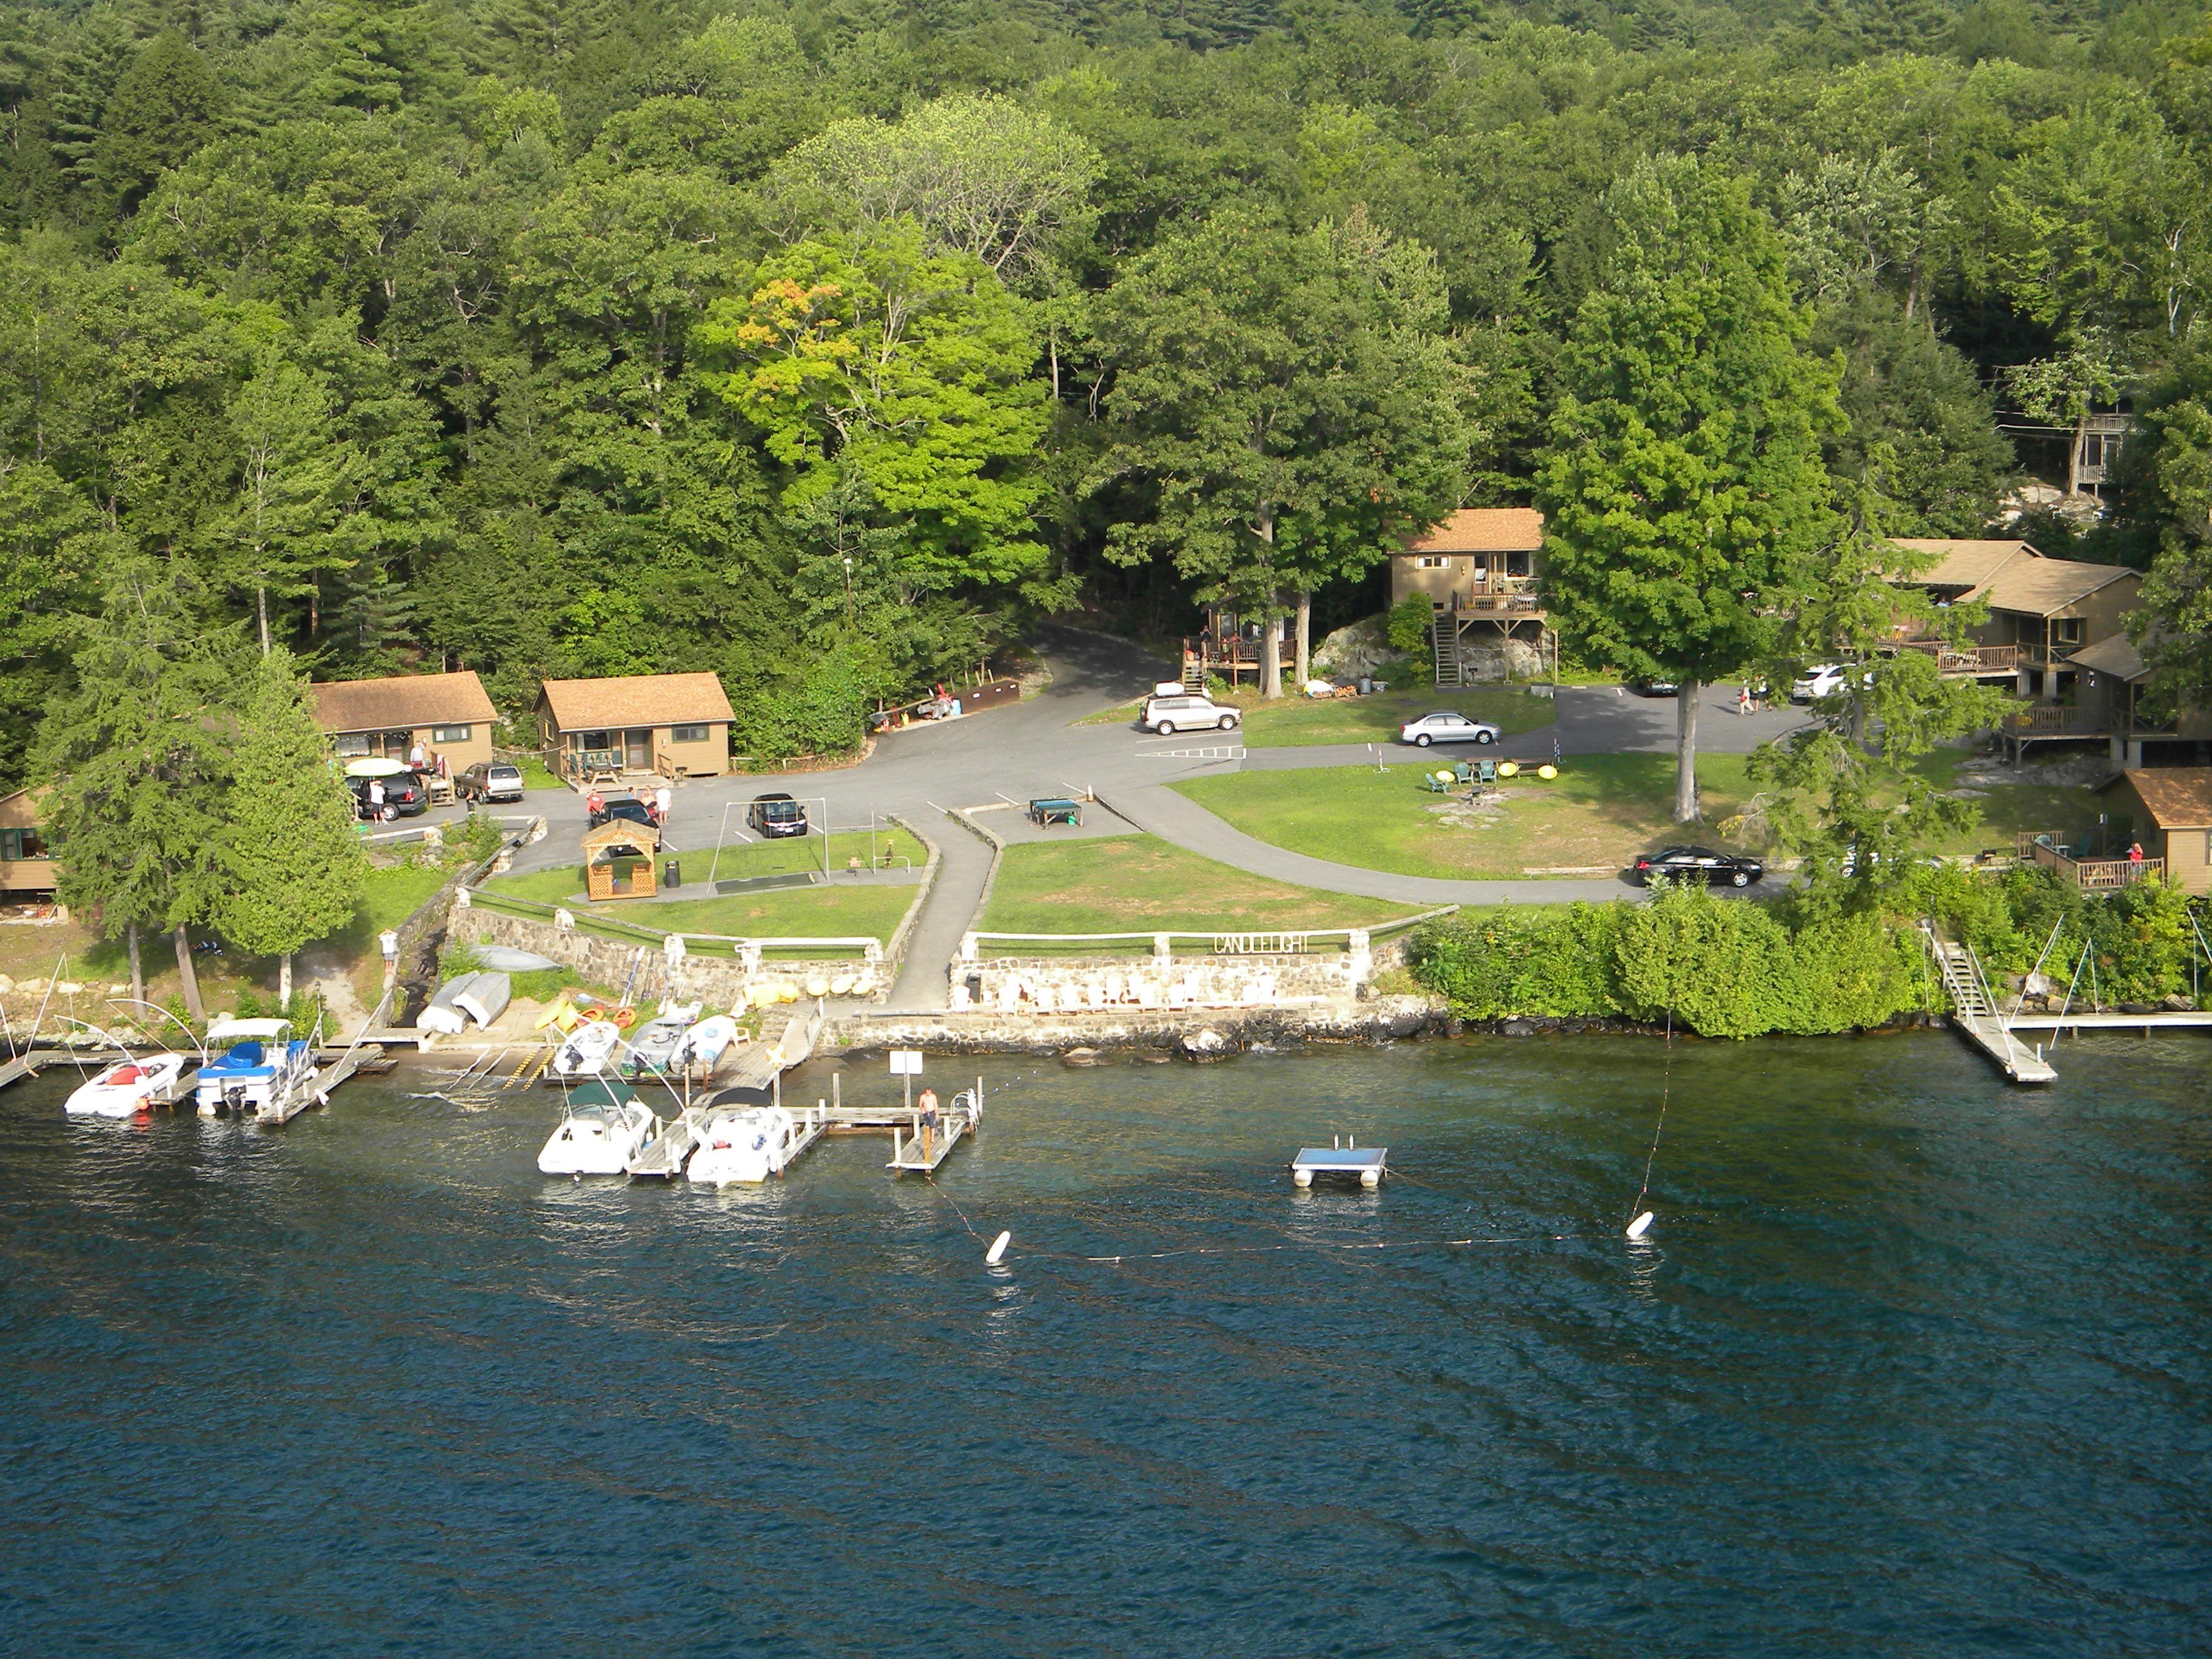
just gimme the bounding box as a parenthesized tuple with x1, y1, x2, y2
(1399, 711, 1501, 747)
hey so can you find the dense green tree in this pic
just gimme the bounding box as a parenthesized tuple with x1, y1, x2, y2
(84, 32, 229, 221)
(213, 648, 368, 1006)
(1090, 208, 1476, 695)
(32, 563, 236, 1019)
(1538, 157, 1842, 821)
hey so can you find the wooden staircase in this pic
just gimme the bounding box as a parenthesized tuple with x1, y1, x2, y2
(1922, 923, 2057, 1084)
(1430, 611, 1463, 688)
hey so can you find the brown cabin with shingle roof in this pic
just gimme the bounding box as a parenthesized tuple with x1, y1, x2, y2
(2095, 768, 2212, 893)
(310, 672, 499, 774)
(536, 673, 734, 783)
(1889, 538, 2140, 702)
(1390, 508, 1546, 609)
(0, 786, 55, 896)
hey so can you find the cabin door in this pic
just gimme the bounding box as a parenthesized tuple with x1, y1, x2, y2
(624, 729, 653, 771)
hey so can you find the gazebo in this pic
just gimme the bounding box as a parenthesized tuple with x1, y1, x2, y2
(581, 820, 661, 900)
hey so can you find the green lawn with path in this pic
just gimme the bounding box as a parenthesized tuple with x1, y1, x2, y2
(1175, 747, 2109, 880)
(478, 860, 917, 943)
(981, 833, 1418, 937)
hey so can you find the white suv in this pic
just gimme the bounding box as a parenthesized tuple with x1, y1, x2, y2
(1141, 693, 1241, 735)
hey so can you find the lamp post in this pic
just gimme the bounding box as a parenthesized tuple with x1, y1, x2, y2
(842, 556, 853, 625)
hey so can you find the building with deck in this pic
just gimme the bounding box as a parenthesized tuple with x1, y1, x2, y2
(537, 672, 734, 783)
(1390, 508, 1552, 685)
(312, 672, 498, 774)
(2091, 768, 2212, 894)
(0, 788, 54, 897)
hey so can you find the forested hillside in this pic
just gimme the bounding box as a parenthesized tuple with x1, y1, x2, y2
(7, 0, 2212, 779)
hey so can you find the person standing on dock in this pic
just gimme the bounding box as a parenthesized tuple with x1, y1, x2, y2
(917, 1087, 939, 1163)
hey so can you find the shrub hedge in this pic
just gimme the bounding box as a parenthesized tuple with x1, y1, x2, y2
(1412, 869, 2211, 1036)
(1408, 883, 1934, 1037)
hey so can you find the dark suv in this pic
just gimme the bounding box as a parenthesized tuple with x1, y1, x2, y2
(457, 762, 525, 803)
(588, 797, 655, 832)
(746, 793, 809, 838)
(347, 772, 428, 821)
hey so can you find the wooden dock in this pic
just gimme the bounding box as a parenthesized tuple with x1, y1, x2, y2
(886, 1087, 981, 1175)
(628, 1101, 830, 1179)
(2005, 1010, 2212, 1036)
(1291, 1141, 1388, 1189)
(1924, 926, 2057, 1084)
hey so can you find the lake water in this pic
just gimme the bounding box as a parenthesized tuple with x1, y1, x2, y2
(2, 1033, 2207, 1657)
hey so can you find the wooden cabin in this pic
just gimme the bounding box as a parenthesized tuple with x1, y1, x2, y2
(582, 820, 660, 901)
(311, 672, 498, 774)
(538, 674, 734, 784)
(1389, 508, 1553, 686)
(0, 788, 55, 897)
(2092, 769, 2212, 894)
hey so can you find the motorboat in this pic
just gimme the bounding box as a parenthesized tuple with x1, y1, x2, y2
(194, 1017, 316, 1118)
(65, 1053, 188, 1118)
(671, 1014, 741, 1073)
(537, 1079, 657, 1176)
(622, 1004, 701, 1079)
(686, 1096, 799, 1186)
(552, 1017, 621, 1078)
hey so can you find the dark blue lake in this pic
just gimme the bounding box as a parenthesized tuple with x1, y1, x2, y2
(2, 1033, 2207, 1657)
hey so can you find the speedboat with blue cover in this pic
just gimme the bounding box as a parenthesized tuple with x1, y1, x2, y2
(193, 1017, 316, 1118)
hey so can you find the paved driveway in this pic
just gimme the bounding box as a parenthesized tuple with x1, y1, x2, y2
(488, 632, 1800, 1005)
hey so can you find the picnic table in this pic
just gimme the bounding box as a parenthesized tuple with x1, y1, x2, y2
(1027, 797, 1084, 827)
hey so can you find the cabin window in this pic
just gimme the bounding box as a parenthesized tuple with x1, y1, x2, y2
(571, 730, 611, 752)
(1415, 555, 1448, 569)
(1504, 551, 1532, 578)
(332, 732, 370, 757)
(2, 828, 47, 860)
(2053, 618, 2083, 645)
(671, 724, 709, 744)
(432, 725, 471, 743)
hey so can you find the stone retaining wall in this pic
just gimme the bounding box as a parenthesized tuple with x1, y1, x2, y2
(449, 905, 890, 1005)
(821, 994, 1448, 1055)
(945, 936, 1406, 1012)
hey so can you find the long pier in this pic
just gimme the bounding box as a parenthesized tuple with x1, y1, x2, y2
(1923, 925, 2057, 1085)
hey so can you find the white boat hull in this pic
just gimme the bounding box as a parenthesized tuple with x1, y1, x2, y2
(65, 1054, 187, 1118)
(537, 1105, 655, 1176)
(687, 1107, 796, 1187)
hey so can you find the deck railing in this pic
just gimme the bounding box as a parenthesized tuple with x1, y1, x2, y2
(2003, 705, 2110, 738)
(2017, 833, 2163, 890)
(1897, 640, 2020, 675)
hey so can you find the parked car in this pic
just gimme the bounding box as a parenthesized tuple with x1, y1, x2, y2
(1140, 692, 1240, 735)
(1398, 711, 1501, 748)
(1791, 663, 1874, 702)
(457, 761, 525, 803)
(1626, 677, 1680, 697)
(589, 797, 655, 832)
(347, 771, 427, 821)
(1633, 845, 1765, 888)
(746, 793, 809, 838)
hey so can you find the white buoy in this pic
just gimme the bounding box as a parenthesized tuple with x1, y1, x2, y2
(1625, 1210, 1655, 1241)
(986, 1230, 1011, 1265)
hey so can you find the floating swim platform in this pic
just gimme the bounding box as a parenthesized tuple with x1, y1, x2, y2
(1291, 1142, 1387, 1189)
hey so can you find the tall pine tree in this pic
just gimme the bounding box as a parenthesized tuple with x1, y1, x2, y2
(1538, 158, 1842, 822)
(215, 648, 367, 1008)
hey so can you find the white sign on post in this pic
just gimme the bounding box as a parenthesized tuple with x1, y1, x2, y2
(888, 1050, 924, 1076)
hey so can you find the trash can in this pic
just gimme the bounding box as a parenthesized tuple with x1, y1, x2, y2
(664, 858, 681, 888)
(1358, 676, 1373, 694)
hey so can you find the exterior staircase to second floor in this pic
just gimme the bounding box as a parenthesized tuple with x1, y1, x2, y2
(1430, 611, 1463, 688)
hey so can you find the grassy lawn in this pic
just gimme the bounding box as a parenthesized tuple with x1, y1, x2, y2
(1079, 686, 1556, 747)
(500, 752, 563, 791)
(1176, 746, 2113, 881)
(981, 834, 1418, 936)
(1175, 754, 1764, 880)
(479, 859, 917, 943)
(1911, 751, 2102, 856)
